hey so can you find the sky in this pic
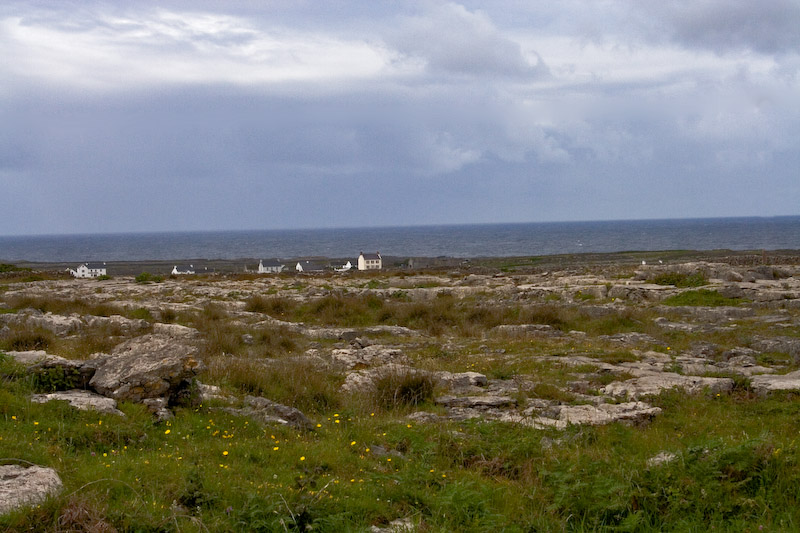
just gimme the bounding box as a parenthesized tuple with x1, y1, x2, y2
(1, 0, 799, 235)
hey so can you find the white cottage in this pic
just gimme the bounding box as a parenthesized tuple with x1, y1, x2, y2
(258, 259, 285, 274)
(70, 262, 107, 278)
(171, 264, 195, 275)
(296, 260, 327, 273)
(335, 260, 353, 272)
(357, 252, 382, 271)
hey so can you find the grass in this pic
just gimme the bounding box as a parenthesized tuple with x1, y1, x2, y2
(2, 260, 800, 530)
(651, 271, 709, 288)
(662, 289, 745, 307)
(4, 360, 800, 531)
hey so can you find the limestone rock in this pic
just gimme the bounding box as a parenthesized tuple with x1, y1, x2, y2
(6, 350, 95, 390)
(751, 371, 800, 395)
(152, 323, 201, 338)
(434, 371, 488, 389)
(602, 373, 734, 399)
(647, 452, 678, 467)
(89, 334, 204, 402)
(84, 314, 150, 335)
(436, 394, 516, 409)
(551, 402, 661, 426)
(0, 465, 63, 515)
(330, 346, 408, 370)
(9, 311, 84, 336)
(491, 324, 559, 337)
(752, 336, 800, 362)
(30, 390, 124, 416)
(240, 395, 313, 430)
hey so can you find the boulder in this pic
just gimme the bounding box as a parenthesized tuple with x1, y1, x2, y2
(89, 334, 204, 403)
(30, 390, 124, 416)
(84, 314, 150, 335)
(0, 465, 63, 515)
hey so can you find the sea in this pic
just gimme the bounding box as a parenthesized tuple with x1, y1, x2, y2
(2, 216, 800, 263)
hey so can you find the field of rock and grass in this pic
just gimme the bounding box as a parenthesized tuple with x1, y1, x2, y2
(3, 251, 800, 531)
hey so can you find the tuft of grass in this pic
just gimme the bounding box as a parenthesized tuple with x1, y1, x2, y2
(372, 369, 436, 410)
(209, 356, 342, 413)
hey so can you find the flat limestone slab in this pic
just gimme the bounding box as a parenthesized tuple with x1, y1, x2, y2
(602, 373, 734, 399)
(751, 370, 800, 395)
(31, 390, 125, 416)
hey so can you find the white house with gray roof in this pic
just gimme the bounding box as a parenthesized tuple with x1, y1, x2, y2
(70, 262, 107, 278)
(258, 259, 285, 273)
(358, 252, 382, 271)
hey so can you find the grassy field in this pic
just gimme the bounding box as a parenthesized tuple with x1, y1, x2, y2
(2, 255, 800, 531)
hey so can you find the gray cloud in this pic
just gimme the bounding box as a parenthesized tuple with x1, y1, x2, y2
(391, 3, 547, 78)
(0, 1, 798, 235)
(635, 1, 800, 55)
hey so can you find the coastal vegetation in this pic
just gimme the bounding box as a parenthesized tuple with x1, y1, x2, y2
(2, 252, 800, 531)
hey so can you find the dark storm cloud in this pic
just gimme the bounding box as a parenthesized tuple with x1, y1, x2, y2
(637, 0, 800, 55)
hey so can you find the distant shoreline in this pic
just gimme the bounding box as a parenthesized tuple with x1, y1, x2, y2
(6, 249, 800, 276)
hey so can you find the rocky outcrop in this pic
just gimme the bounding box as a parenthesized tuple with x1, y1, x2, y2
(533, 402, 661, 428)
(89, 333, 204, 403)
(0, 310, 149, 337)
(0, 465, 63, 515)
(750, 371, 800, 395)
(602, 373, 734, 399)
(330, 346, 409, 370)
(30, 390, 124, 416)
(0, 310, 83, 336)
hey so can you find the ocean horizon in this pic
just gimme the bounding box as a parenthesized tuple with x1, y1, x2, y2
(2, 216, 800, 263)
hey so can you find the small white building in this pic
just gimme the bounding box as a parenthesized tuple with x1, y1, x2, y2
(335, 260, 353, 272)
(296, 260, 327, 273)
(258, 259, 285, 274)
(70, 262, 107, 278)
(358, 252, 382, 271)
(172, 264, 195, 275)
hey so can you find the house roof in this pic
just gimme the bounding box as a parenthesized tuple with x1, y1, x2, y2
(260, 259, 284, 267)
(173, 264, 195, 272)
(83, 262, 107, 270)
(360, 252, 381, 260)
(297, 260, 327, 271)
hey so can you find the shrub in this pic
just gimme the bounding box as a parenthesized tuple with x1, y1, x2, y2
(135, 272, 163, 284)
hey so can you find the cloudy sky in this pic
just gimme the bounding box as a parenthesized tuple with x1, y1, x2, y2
(1, 1, 798, 235)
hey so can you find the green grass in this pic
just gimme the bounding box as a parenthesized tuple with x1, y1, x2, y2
(651, 271, 709, 288)
(663, 289, 744, 307)
(4, 361, 800, 531)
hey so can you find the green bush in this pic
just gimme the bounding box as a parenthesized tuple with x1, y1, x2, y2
(135, 272, 163, 284)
